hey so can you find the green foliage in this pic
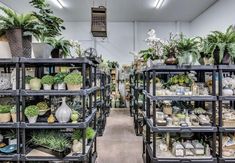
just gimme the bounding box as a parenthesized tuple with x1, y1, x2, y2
(29, 0, 65, 42)
(26, 76, 33, 84)
(0, 105, 11, 113)
(41, 75, 54, 85)
(31, 130, 70, 151)
(198, 37, 213, 58)
(207, 25, 235, 62)
(72, 127, 96, 141)
(163, 33, 178, 58)
(10, 106, 16, 113)
(24, 105, 39, 117)
(107, 61, 119, 68)
(165, 74, 193, 87)
(64, 73, 83, 85)
(0, 6, 38, 36)
(46, 37, 72, 57)
(4, 129, 16, 139)
(36, 102, 48, 111)
(139, 48, 156, 62)
(54, 72, 68, 84)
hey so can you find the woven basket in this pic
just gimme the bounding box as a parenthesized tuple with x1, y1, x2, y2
(223, 120, 235, 127)
(23, 35, 32, 58)
(5, 28, 23, 57)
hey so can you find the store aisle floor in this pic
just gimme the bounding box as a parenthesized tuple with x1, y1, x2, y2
(96, 108, 143, 163)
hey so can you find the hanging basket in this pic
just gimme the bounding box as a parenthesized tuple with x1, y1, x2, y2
(5, 28, 23, 57)
(23, 35, 32, 58)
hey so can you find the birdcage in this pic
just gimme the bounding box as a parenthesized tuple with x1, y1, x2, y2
(91, 6, 107, 37)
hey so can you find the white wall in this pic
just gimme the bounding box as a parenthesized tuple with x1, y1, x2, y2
(190, 0, 235, 37)
(63, 21, 189, 65)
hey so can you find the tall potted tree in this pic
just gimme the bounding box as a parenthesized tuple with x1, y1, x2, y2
(30, 0, 65, 58)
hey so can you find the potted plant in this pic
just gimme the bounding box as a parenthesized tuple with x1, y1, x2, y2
(207, 25, 235, 65)
(198, 38, 214, 65)
(54, 72, 67, 90)
(31, 130, 70, 158)
(72, 127, 95, 145)
(29, 77, 41, 90)
(175, 34, 200, 65)
(41, 75, 54, 90)
(36, 102, 49, 115)
(139, 48, 157, 66)
(164, 33, 178, 65)
(30, 0, 65, 58)
(0, 105, 11, 123)
(24, 105, 39, 123)
(64, 73, 83, 91)
(10, 106, 17, 123)
(4, 130, 17, 145)
(25, 76, 33, 90)
(47, 38, 72, 58)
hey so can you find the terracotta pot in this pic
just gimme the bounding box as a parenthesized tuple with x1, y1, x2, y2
(165, 55, 177, 65)
(5, 28, 23, 57)
(0, 113, 11, 122)
(67, 84, 81, 91)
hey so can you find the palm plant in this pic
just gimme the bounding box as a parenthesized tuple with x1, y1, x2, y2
(207, 25, 235, 64)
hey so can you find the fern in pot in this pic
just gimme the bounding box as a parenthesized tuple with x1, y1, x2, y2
(198, 38, 214, 65)
(54, 72, 68, 90)
(41, 75, 54, 90)
(64, 73, 83, 91)
(175, 34, 200, 65)
(24, 105, 39, 123)
(47, 38, 72, 58)
(207, 25, 235, 65)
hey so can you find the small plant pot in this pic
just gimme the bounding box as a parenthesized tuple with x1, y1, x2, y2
(30, 79, 41, 90)
(67, 84, 81, 91)
(0, 113, 11, 123)
(11, 113, 17, 123)
(25, 84, 31, 90)
(27, 116, 38, 123)
(43, 84, 52, 90)
(32, 43, 53, 59)
(58, 83, 66, 90)
(8, 138, 17, 145)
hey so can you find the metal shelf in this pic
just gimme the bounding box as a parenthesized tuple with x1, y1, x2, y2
(146, 144, 216, 163)
(0, 57, 19, 65)
(146, 118, 217, 133)
(218, 65, 235, 71)
(0, 90, 19, 96)
(219, 157, 235, 163)
(219, 127, 235, 132)
(219, 96, 235, 100)
(0, 154, 20, 161)
(0, 122, 19, 128)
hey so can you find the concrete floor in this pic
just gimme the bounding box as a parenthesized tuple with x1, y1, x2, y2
(96, 108, 143, 163)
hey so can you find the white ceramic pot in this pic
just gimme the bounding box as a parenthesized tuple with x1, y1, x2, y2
(223, 88, 233, 96)
(0, 41, 12, 58)
(43, 84, 52, 90)
(8, 138, 17, 145)
(27, 116, 38, 123)
(58, 83, 66, 90)
(25, 84, 31, 90)
(55, 97, 72, 123)
(32, 43, 53, 58)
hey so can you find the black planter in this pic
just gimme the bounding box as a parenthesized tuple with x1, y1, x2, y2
(222, 51, 231, 65)
(213, 47, 231, 65)
(213, 47, 220, 65)
(51, 48, 61, 58)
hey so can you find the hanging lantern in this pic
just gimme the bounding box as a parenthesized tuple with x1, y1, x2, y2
(91, 6, 107, 37)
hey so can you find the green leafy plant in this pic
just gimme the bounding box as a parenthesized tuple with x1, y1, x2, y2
(26, 76, 33, 84)
(107, 61, 119, 68)
(41, 75, 54, 85)
(4, 129, 16, 139)
(24, 105, 39, 117)
(0, 6, 38, 36)
(207, 25, 235, 63)
(163, 33, 178, 58)
(64, 73, 83, 85)
(10, 106, 16, 113)
(54, 72, 68, 84)
(175, 34, 200, 64)
(72, 127, 96, 141)
(31, 130, 70, 151)
(46, 38, 72, 57)
(29, 0, 65, 42)
(86, 127, 95, 140)
(0, 105, 11, 113)
(139, 48, 156, 62)
(36, 102, 48, 111)
(165, 74, 193, 87)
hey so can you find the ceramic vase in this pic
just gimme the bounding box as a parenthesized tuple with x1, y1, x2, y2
(30, 78, 41, 90)
(55, 97, 72, 123)
(27, 116, 38, 123)
(71, 111, 79, 123)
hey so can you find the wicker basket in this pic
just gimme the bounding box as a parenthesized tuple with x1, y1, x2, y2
(5, 28, 23, 57)
(223, 120, 235, 127)
(23, 35, 32, 58)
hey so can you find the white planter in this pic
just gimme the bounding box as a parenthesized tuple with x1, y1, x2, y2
(152, 59, 164, 65)
(43, 84, 52, 90)
(25, 84, 31, 90)
(9, 138, 17, 145)
(0, 41, 12, 58)
(27, 116, 38, 123)
(32, 43, 53, 58)
(223, 88, 233, 96)
(58, 83, 66, 90)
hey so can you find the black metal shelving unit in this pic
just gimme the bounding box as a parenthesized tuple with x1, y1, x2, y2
(0, 58, 20, 162)
(129, 73, 134, 117)
(143, 65, 218, 163)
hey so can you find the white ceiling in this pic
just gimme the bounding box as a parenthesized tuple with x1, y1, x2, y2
(0, 0, 217, 22)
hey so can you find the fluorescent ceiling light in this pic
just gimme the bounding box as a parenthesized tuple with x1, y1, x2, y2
(53, 0, 64, 9)
(155, 0, 164, 9)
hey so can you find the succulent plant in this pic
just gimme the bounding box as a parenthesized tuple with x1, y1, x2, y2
(64, 73, 82, 85)
(41, 75, 54, 85)
(24, 105, 39, 117)
(36, 102, 48, 111)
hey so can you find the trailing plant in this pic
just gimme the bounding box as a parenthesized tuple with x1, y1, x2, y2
(30, 0, 65, 42)
(207, 25, 235, 63)
(0, 6, 38, 36)
(64, 73, 83, 85)
(175, 34, 200, 64)
(31, 130, 70, 151)
(54, 72, 68, 84)
(41, 75, 54, 85)
(46, 37, 72, 57)
(24, 105, 39, 117)
(0, 105, 11, 113)
(26, 76, 33, 84)
(36, 102, 48, 111)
